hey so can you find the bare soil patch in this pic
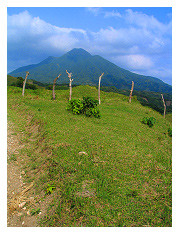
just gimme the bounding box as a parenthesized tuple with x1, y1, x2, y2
(7, 121, 41, 227)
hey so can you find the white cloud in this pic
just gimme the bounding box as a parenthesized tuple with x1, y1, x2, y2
(90, 25, 166, 57)
(111, 54, 153, 71)
(104, 10, 122, 18)
(86, 7, 101, 16)
(8, 10, 31, 27)
(87, 8, 122, 19)
(7, 10, 170, 57)
(8, 10, 87, 39)
(123, 54, 153, 70)
(124, 9, 172, 35)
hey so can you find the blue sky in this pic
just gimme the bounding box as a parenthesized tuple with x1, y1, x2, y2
(7, 7, 172, 85)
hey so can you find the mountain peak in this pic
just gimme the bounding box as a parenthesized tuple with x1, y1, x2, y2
(69, 48, 91, 55)
(63, 48, 92, 62)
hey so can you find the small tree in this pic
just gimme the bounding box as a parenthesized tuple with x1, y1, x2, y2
(161, 94, 166, 118)
(66, 70, 73, 100)
(22, 72, 29, 96)
(129, 81, 134, 103)
(98, 72, 104, 104)
(52, 74, 61, 100)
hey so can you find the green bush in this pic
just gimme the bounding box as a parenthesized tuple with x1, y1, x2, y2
(141, 117, 156, 128)
(82, 96, 98, 109)
(66, 99, 84, 115)
(82, 97, 101, 118)
(141, 117, 148, 125)
(67, 96, 101, 118)
(85, 107, 101, 118)
(147, 117, 156, 128)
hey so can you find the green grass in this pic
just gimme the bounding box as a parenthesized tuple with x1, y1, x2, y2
(7, 85, 172, 227)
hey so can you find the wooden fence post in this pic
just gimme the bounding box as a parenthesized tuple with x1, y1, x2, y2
(66, 70, 73, 101)
(98, 72, 104, 105)
(52, 74, 61, 100)
(22, 72, 29, 96)
(129, 81, 134, 103)
(161, 94, 166, 118)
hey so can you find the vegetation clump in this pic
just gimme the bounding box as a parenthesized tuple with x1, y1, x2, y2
(141, 116, 156, 128)
(66, 99, 84, 115)
(45, 184, 56, 195)
(67, 96, 101, 118)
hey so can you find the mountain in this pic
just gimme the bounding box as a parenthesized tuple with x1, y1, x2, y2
(8, 48, 172, 93)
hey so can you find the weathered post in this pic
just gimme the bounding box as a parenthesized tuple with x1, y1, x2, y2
(52, 74, 61, 100)
(161, 94, 166, 118)
(129, 81, 134, 103)
(66, 70, 73, 101)
(98, 72, 104, 105)
(22, 72, 29, 96)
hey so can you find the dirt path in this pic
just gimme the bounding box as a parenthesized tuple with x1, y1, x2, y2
(7, 121, 40, 227)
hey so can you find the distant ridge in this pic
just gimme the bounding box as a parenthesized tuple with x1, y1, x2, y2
(9, 48, 172, 93)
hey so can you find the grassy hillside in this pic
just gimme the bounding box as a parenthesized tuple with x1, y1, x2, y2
(7, 85, 172, 227)
(7, 75, 42, 90)
(100, 86, 172, 115)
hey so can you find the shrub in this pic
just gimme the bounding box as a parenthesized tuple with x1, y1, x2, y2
(16, 77, 24, 88)
(82, 96, 98, 109)
(67, 96, 101, 118)
(141, 117, 156, 128)
(66, 99, 83, 115)
(141, 117, 148, 125)
(147, 117, 156, 128)
(82, 97, 101, 118)
(85, 107, 101, 118)
(26, 83, 37, 90)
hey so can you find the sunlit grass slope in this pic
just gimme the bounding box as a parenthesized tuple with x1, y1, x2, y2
(7, 85, 172, 227)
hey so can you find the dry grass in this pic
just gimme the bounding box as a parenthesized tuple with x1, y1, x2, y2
(8, 182, 34, 212)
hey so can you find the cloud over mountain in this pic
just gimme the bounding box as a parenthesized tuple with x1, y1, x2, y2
(7, 8, 172, 85)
